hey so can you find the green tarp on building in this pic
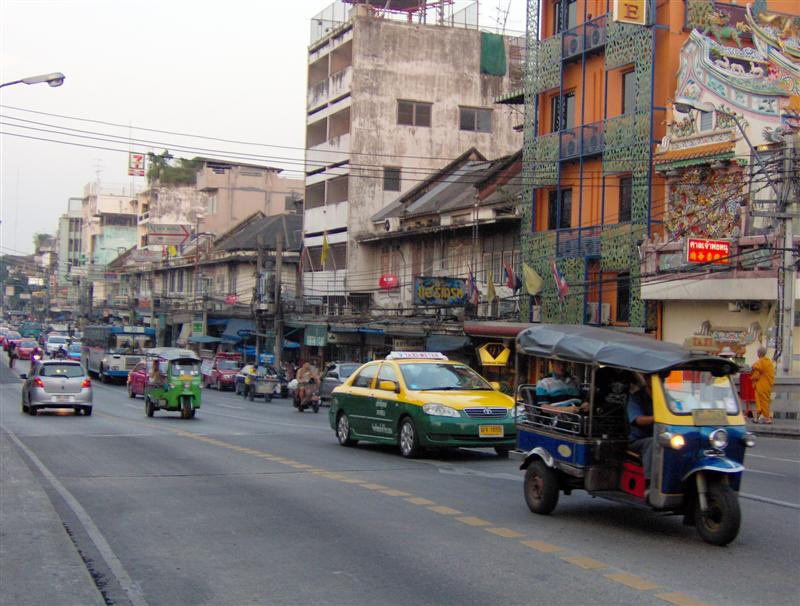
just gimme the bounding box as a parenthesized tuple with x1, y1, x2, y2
(480, 31, 507, 76)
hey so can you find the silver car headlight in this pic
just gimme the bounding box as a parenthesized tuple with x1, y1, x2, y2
(422, 403, 460, 418)
(709, 428, 729, 449)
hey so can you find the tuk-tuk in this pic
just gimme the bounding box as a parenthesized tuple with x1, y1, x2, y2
(144, 348, 202, 419)
(513, 325, 755, 546)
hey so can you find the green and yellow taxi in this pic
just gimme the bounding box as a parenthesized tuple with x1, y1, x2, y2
(329, 352, 516, 458)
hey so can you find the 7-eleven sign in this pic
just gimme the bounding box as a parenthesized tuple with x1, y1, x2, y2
(687, 238, 731, 265)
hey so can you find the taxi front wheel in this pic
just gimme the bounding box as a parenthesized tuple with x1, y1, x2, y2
(337, 413, 358, 447)
(399, 418, 421, 459)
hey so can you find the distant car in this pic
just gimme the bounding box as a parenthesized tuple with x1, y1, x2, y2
(45, 334, 70, 356)
(126, 361, 149, 398)
(3, 331, 21, 351)
(21, 360, 93, 416)
(320, 362, 361, 401)
(16, 340, 38, 360)
(67, 343, 83, 361)
(203, 354, 241, 390)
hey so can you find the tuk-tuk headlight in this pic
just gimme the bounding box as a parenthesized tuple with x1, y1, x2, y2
(743, 432, 756, 448)
(709, 428, 729, 449)
(657, 431, 685, 450)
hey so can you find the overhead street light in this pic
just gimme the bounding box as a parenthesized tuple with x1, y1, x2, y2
(0, 72, 66, 89)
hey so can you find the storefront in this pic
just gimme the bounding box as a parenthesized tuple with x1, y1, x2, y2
(463, 321, 534, 394)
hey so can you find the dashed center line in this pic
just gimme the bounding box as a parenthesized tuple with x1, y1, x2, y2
(561, 555, 609, 570)
(606, 572, 661, 591)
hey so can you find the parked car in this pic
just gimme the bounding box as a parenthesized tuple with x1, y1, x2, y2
(16, 340, 38, 360)
(21, 360, 93, 416)
(45, 334, 70, 356)
(126, 361, 149, 398)
(320, 362, 361, 402)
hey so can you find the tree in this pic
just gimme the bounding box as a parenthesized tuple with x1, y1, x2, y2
(146, 150, 203, 186)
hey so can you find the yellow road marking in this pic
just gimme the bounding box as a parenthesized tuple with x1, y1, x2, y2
(486, 527, 523, 538)
(428, 505, 461, 515)
(520, 540, 564, 553)
(406, 497, 436, 506)
(456, 516, 491, 527)
(605, 572, 661, 591)
(561, 556, 608, 570)
(380, 489, 410, 497)
(360, 483, 390, 490)
(338, 477, 365, 484)
(656, 592, 712, 606)
(291, 463, 314, 469)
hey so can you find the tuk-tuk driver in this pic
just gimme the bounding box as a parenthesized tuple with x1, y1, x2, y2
(628, 373, 654, 483)
(535, 360, 590, 415)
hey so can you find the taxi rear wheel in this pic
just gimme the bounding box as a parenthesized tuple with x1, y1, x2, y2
(399, 418, 421, 459)
(524, 460, 559, 515)
(337, 413, 358, 447)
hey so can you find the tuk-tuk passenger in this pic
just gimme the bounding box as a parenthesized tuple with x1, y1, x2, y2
(627, 373, 654, 482)
(535, 360, 590, 415)
(149, 359, 165, 387)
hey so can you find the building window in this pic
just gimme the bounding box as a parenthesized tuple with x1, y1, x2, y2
(616, 272, 630, 323)
(177, 270, 184, 293)
(619, 176, 632, 223)
(459, 107, 492, 133)
(550, 95, 561, 132)
(550, 92, 575, 132)
(699, 110, 713, 131)
(397, 100, 432, 127)
(622, 71, 637, 115)
(547, 189, 572, 230)
(383, 167, 401, 191)
(553, 0, 577, 33)
(207, 195, 218, 215)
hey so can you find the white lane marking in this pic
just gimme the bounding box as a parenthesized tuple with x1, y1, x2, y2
(198, 408, 329, 432)
(2, 425, 149, 606)
(216, 403, 244, 410)
(739, 492, 800, 510)
(747, 453, 800, 465)
(745, 468, 785, 477)
(421, 461, 522, 482)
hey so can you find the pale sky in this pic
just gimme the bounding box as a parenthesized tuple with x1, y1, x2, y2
(0, 0, 526, 255)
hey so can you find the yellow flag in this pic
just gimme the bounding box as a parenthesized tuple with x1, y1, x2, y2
(522, 263, 543, 295)
(487, 270, 496, 303)
(320, 232, 329, 268)
(167, 244, 177, 257)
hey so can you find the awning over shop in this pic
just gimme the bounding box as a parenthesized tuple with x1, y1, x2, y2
(189, 335, 224, 344)
(383, 325, 427, 337)
(284, 340, 300, 349)
(426, 335, 471, 352)
(207, 317, 228, 327)
(304, 324, 328, 347)
(463, 321, 533, 339)
(222, 318, 256, 342)
(329, 325, 359, 333)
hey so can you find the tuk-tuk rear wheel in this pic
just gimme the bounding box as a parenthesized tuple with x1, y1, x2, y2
(524, 460, 559, 515)
(694, 479, 740, 546)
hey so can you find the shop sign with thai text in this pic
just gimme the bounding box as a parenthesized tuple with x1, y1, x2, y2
(413, 277, 467, 306)
(687, 238, 731, 265)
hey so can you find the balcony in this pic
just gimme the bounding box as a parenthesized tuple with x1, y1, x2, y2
(307, 79, 329, 110)
(561, 15, 608, 62)
(329, 65, 352, 100)
(556, 226, 602, 258)
(306, 133, 351, 169)
(559, 121, 605, 161)
(304, 201, 348, 233)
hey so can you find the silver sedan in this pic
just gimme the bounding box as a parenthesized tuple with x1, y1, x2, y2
(21, 360, 93, 416)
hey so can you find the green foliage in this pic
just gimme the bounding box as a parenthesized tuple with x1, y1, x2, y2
(146, 150, 203, 186)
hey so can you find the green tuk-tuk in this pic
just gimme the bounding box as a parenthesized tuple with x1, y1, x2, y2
(144, 348, 202, 419)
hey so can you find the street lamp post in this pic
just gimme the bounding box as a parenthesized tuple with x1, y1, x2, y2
(673, 97, 796, 375)
(0, 72, 65, 89)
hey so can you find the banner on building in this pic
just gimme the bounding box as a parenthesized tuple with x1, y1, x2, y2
(128, 152, 146, 176)
(612, 0, 648, 26)
(687, 238, 731, 265)
(413, 277, 467, 306)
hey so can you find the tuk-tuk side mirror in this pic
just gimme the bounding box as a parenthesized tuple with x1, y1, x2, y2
(489, 381, 501, 391)
(378, 380, 400, 393)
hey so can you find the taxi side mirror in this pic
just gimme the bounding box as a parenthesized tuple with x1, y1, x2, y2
(378, 380, 399, 393)
(489, 381, 501, 391)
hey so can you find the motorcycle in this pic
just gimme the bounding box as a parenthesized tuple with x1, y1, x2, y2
(294, 380, 321, 413)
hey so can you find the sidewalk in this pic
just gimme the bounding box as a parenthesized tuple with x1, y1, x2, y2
(0, 363, 104, 606)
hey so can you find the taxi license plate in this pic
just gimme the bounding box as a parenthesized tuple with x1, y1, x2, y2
(479, 425, 504, 438)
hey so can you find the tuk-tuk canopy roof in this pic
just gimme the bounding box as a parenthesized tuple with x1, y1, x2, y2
(146, 347, 201, 362)
(516, 324, 738, 375)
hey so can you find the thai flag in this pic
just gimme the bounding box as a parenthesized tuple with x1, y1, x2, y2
(503, 260, 515, 289)
(467, 267, 479, 305)
(550, 257, 569, 302)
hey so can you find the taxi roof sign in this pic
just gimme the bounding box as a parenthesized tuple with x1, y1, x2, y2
(385, 351, 449, 361)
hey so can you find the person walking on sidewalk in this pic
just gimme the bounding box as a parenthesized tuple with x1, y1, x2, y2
(751, 346, 775, 424)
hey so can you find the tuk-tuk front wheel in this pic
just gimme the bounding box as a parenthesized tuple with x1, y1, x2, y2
(145, 397, 155, 418)
(181, 397, 193, 419)
(524, 460, 559, 515)
(695, 479, 740, 546)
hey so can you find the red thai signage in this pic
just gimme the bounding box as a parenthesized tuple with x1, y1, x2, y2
(687, 238, 731, 265)
(224, 294, 238, 305)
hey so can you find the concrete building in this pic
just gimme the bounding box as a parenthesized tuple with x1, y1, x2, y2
(302, 1, 523, 314)
(54, 197, 84, 313)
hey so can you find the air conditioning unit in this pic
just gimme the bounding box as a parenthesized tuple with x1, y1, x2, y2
(586, 134, 601, 153)
(586, 302, 611, 324)
(590, 28, 602, 48)
(568, 38, 580, 54)
(566, 140, 578, 156)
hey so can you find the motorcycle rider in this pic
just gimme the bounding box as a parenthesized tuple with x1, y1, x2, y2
(296, 361, 320, 406)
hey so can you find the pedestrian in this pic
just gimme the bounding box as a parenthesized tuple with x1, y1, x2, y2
(8, 340, 16, 369)
(750, 346, 775, 424)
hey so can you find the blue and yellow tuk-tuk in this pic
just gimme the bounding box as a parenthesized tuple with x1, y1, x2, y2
(513, 325, 755, 546)
(144, 348, 202, 419)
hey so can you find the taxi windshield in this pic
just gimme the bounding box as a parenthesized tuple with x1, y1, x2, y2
(399, 363, 492, 391)
(171, 361, 200, 376)
(662, 370, 739, 415)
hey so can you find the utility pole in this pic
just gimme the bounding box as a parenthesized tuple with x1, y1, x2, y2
(779, 134, 799, 376)
(255, 235, 265, 365)
(274, 228, 284, 371)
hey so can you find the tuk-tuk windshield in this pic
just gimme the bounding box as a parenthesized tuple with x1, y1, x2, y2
(171, 361, 200, 376)
(662, 370, 739, 415)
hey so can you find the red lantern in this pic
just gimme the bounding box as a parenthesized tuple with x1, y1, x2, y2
(379, 273, 399, 290)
